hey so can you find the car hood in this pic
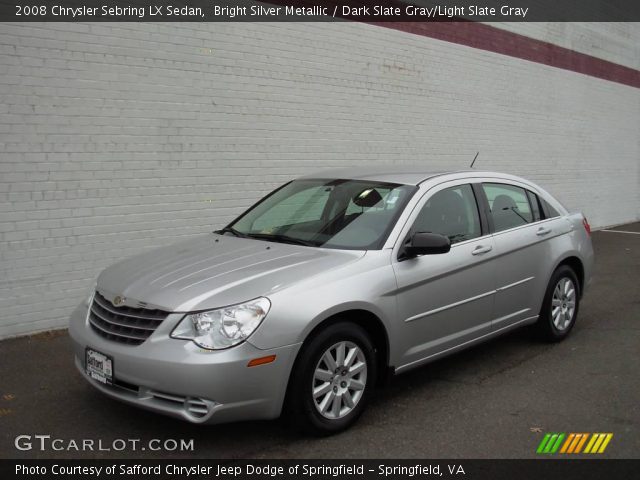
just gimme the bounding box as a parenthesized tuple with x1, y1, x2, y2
(97, 234, 365, 312)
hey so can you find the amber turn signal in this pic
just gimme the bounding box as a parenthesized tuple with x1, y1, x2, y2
(247, 355, 276, 367)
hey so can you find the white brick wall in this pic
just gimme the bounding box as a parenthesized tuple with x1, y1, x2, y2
(0, 22, 638, 338)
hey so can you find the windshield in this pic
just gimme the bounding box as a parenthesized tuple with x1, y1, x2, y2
(223, 179, 417, 250)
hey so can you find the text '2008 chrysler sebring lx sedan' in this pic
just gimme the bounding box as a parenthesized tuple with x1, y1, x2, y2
(69, 168, 594, 434)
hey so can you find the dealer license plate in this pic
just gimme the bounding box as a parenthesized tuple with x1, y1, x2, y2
(85, 348, 113, 385)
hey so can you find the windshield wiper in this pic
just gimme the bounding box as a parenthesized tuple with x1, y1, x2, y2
(215, 228, 316, 246)
(245, 233, 317, 247)
(215, 227, 248, 238)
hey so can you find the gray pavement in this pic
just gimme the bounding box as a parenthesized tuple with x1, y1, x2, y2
(1, 224, 638, 459)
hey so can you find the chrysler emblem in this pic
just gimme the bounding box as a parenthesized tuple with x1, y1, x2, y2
(112, 295, 124, 306)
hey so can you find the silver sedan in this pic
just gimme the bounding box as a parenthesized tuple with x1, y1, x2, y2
(69, 168, 594, 434)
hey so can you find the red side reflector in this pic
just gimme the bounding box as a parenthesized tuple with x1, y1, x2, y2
(247, 355, 276, 367)
(582, 216, 591, 236)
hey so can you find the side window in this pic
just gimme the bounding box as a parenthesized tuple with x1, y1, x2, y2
(412, 184, 481, 244)
(482, 183, 533, 232)
(540, 197, 561, 219)
(526, 190, 542, 222)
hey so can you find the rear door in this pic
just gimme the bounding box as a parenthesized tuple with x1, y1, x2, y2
(392, 181, 496, 369)
(479, 182, 567, 330)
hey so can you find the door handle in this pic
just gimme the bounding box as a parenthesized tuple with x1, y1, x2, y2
(536, 227, 552, 236)
(472, 245, 492, 255)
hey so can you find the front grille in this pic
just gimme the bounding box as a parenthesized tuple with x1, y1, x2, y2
(89, 292, 169, 345)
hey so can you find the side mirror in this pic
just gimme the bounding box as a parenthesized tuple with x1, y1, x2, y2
(404, 232, 451, 258)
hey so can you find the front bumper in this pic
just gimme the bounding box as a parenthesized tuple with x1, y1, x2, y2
(68, 304, 301, 424)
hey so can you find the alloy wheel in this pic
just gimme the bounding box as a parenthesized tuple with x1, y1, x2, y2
(312, 341, 367, 419)
(551, 277, 576, 331)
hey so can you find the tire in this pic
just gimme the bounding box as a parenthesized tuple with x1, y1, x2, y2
(286, 321, 377, 436)
(535, 265, 580, 342)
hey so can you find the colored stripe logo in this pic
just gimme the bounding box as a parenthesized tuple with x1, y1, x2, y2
(537, 433, 613, 454)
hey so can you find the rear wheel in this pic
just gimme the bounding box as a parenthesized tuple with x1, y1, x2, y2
(287, 322, 376, 435)
(536, 265, 580, 342)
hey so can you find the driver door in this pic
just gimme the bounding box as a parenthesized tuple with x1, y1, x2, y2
(392, 182, 497, 370)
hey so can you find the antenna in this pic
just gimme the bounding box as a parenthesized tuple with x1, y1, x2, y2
(470, 151, 479, 169)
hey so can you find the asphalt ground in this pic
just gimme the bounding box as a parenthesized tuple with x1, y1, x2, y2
(1, 224, 638, 459)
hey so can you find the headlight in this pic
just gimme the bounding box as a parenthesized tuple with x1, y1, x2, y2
(171, 297, 271, 350)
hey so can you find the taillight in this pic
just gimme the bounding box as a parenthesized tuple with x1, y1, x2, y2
(582, 216, 591, 236)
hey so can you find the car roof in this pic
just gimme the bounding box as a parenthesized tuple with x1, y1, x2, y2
(299, 166, 520, 186)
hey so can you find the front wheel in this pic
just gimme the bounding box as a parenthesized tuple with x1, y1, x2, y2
(536, 265, 580, 342)
(287, 322, 376, 435)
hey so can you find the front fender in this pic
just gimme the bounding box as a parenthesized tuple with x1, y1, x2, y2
(247, 251, 398, 352)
